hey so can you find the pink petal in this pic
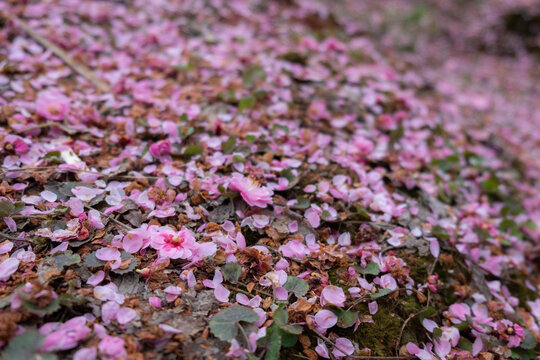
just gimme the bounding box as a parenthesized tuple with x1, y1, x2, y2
(314, 309, 338, 329)
(333, 338, 354, 358)
(40, 190, 58, 202)
(214, 284, 230, 303)
(95, 248, 121, 262)
(315, 340, 330, 359)
(122, 233, 143, 254)
(87, 270, 105, 286)
(88, 210, 104, 229)
(4, 217, 16, 232)
(149, 296, 162, 309)
(116, 307, 137, 324)
(0, 258, 19, 281)
(368, 301, 378, 315)
(275, 286, 288, 300)
(101, 301, 120, 324)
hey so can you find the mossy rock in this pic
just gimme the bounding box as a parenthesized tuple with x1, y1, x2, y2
(350, 303, 402, 355)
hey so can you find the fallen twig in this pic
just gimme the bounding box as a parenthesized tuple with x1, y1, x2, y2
(1, 12, 111, 93)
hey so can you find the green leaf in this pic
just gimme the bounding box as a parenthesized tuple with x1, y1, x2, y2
(417, 306, 437, 323)
(511, 348, 537, 360)
(209, 305, 258, 341)
(221, 262, 242, 283)
(222, 136, 237, 154)
(521, 329, 537, 350)
(355, 205, 371, 221)
(457, 338, 473, 352)
(22, 297, 60, 316)
(46, 250, 80, 269)
(245, 135, 256, 142)
(337, 310, 358, 328)
(83, 251, 106, 268)
(481, 175, 499, 195)
(2, 331, 45, 360)
(232, 154, 245, 163)
(432, 225, 450, 240)
(264, 323, 282, 360)
(292, 196, 310, 209)
(283, 276, 309, 298)
(280, 330, 298, 348)
(279, 324, 303, 335)
(183, 144, 203, 158)
(242, 65, 266, 88)
(358, 263, 380, 276)
(273, 307, 288, 327)
(0, 200, 24, 217)
(280, 169, 295, 183)
(454, 320, 469, 331)
(238, 96, 256, 111)
(274, 307, 303, 334)
(370, 288, 393, 299)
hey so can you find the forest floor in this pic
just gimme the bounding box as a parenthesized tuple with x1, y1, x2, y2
(0, 1, 539, 359)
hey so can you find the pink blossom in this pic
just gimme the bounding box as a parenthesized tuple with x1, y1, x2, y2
(117, 307, 137, 325)
(88, 209, 104, 229)
(164, 286, 182, 302)
(228, 173, 273, 208)
(368, 301, 378, 315)
(149, 296, 162, 308)
(379, 274, 397, 290)
(71, 186, 105, 202)
(275, 286, 288, 300)
(87, 270, 105, 286)
(98, 336, 127, 359)
(236, 294, 262, 308)
(305, 208, 321, 228)
(315, 339, 330, 358)
(73, 346, 97, 360)
(307, 100, 330, 120)
(320, 285, 346, 307)
(101, 301, 119, 324)
(151, 227, 197, 259)
(149, 140, 171, 158)
(40, 316, 91, 352)
(122, 231, 145, 254)
(95, 247, 121, 262)
(0, 257, 19, 282)
(203, 269, 230, 303)
(279, 240, 308, 259)
(40, 190, 58, 202)
(314, 309, 338, 330)
(36, 91, 70, 121)
(332, 338, 354, 358)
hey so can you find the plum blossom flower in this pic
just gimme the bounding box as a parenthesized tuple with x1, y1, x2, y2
(149, 140, 171, 158)
(228, 173, 273, 208)
(320, 285, 346, 307)
(151, 227, 197, 260)
(496, 320, 525, 347)
(36, 91, 70, 120)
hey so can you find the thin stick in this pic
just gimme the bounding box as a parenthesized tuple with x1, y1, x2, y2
(2, 12, 111, 93)
(0, 232, 31, 242)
